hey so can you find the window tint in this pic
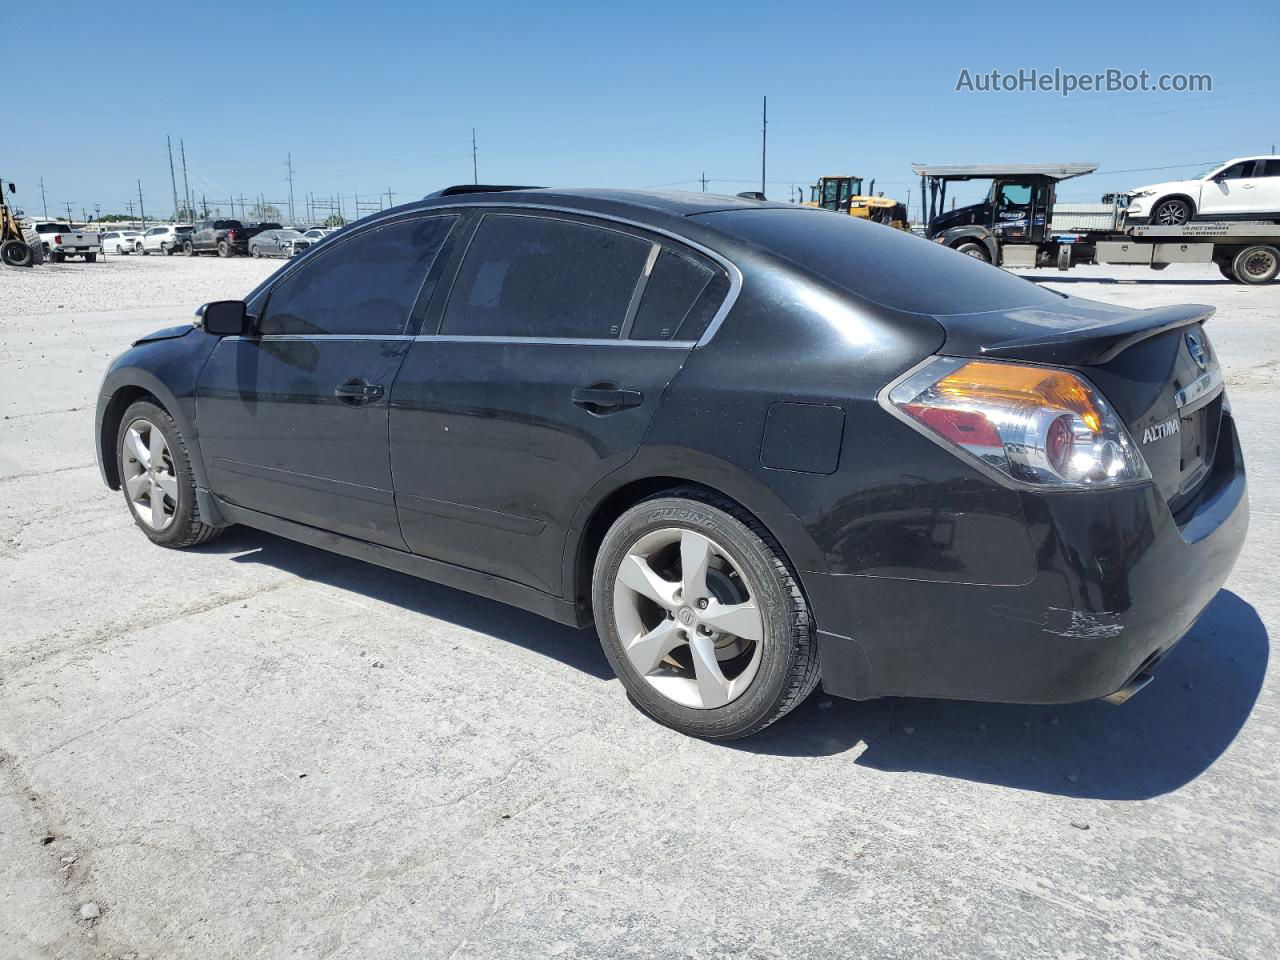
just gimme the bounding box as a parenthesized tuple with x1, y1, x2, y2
(259, 215, 457, 336)
(1261, 159, 1280, 177)
(629, 247, 718, 341)
(441, 215, 651, 339)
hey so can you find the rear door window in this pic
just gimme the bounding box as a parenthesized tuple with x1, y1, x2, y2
(259, 215, 458, 336)
(440, 214, 650, 339)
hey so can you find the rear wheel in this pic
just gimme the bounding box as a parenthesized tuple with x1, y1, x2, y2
(84, 253, 97, 263)
(1152, 197, 1193, 226)
(50, 250, 65, 263)
(217, 240, 231, 258)
(954, 241, 990, 263)
(117, 400, 224, 548)
(162, 243, 174, 256)
(1232, 245, 1279, 285)
(1217, 260, 1237, 281)
(592, 492, 820, 739)
(182, 241, 194, 256)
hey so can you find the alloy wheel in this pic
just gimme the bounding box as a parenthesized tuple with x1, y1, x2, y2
(1156, 202, 1189, 226)
(121, 418, 178, 530)
(612, 528, 764, 709)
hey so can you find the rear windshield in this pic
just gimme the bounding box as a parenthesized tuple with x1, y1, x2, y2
(697, 208, 1062, 316)
(215, 220, 244, 230)
(36, 223, 70, 233)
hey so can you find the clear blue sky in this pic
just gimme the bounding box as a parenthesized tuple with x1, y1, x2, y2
(8, 0, 1278, 222)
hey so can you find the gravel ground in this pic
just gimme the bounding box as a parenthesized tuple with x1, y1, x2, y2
(0, 254, 279, 320)
(1, 259, 1277, 959)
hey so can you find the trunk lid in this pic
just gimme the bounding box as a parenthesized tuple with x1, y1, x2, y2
(935, 297, 1223, 512)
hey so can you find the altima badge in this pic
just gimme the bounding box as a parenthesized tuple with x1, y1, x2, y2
(1142, 418, 1180, 444)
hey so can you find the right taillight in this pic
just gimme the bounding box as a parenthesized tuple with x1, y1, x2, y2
(885, 357, 1150, 489)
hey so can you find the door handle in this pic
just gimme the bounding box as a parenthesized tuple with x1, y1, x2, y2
(335, 378, 385, 404)
(572, 385, 644, 412)
(1241, 184, 1255, 189)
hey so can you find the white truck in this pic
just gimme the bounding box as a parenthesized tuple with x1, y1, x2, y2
(31, 222, 102, 263)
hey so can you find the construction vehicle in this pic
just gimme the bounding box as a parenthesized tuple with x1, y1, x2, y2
(805, 175, 909, 229)
(913, 162, 1280, 284)
(1, 177, 33, 267)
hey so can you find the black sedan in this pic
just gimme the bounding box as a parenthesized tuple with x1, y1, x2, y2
(94, 188, 1248, 739)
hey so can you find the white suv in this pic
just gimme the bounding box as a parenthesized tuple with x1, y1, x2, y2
(1126, 156, 1280, 226)
(140, 224, 194, 255)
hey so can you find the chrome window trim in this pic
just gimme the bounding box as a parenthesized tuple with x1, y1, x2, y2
(412, 334, 691, 348)
(343, 201, 743, 347)
(221, 334, 417, 342)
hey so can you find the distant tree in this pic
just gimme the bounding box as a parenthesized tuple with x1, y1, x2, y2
(323, 214, 346, 228)
(251, 203, 282, 222)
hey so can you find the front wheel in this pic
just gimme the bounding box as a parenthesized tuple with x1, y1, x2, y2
(954, 241, 991, 263)
(117, 400, 224, 548)
(162, 244, 174, 256)
(137, 242, 147, 255)
(1152, 197, 1193, 226)
(1, 240, 32, 266)
(250, 245, 261, 258)
(592, 492, 820, 739)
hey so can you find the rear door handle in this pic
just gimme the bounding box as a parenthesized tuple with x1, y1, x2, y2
(572, 385, 644, 411)
(335, 378, 385, 404)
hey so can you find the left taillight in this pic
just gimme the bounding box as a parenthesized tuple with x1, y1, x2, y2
(227, 229, 238, 239)
(885, 357, 1150, 489)
(53, 234, 63, 244)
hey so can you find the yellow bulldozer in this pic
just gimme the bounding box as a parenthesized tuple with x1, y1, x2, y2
(805, 175, 909, 230)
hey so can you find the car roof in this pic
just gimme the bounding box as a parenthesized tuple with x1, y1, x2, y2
(414, 186, 792, 220)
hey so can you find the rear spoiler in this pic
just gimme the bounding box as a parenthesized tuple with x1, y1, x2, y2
(975, 303, 1214, 366)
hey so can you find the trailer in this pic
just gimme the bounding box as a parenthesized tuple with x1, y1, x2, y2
(911, 162, 1280, 284)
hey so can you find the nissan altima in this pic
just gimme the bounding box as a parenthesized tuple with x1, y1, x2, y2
(94, 187, 1248, 739)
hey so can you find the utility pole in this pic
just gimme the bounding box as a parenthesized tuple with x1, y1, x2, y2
(386, 187, 394, 208)
(201, 194, 208, 218)
(166, 136, 180, 222)
(699, 171, 709, 192)
(471, 128, 478, 184)
(125, 198, 134, 219)
(285, 153, 295, 223)
(179, 139, 192, 223)
(64, 202, 74, 222)
(137, 180, 147, 231)
(39, 177, 49, 219)
(94, 203, 101, 225)
(760, 95, 767, 198)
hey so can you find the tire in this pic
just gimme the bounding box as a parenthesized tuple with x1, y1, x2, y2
(116, 400, 224, 549)
(592, 491, 820, 739)
(1152, 197, 1193, 226)
(182, 241, 194, 256)
(115, 244, 125, 255)
(217, 240, 231, 258)
(1, 240, 32, 267)
(1231, 245, 1279, 285)
(954, 241, 991, 263)
(50, 250, 65, 263)
(84, 253, 97, 263)
(1217, 260, 1237, 281)
(250, 245, 261, 258)
(162, 244, 174, 256)
(137, 242, 147, 255)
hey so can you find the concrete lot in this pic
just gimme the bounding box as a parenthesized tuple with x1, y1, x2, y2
(1, 255, 1277, 959)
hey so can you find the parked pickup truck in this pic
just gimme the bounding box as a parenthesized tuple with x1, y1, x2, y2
(32, 222, 101, 262)
(184, 219, 251, 257)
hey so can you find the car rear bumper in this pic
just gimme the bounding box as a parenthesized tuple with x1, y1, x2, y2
(808, 412, 1248, 704)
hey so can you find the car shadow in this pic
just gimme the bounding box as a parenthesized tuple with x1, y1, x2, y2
(196, 527, 611, 680)
(196, 530, 1265, 800)
(732, 590, 1267, 800)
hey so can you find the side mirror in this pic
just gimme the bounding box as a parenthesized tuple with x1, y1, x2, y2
(7, 183, 14, 194)
(200, 300, 248, 336)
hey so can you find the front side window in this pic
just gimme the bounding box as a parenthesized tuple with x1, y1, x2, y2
(1216, 161, 1256, 180)
(440, 215, 650, 339)
(259, 215, 458, 336)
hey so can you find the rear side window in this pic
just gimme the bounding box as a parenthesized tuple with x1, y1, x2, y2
(1261, 159, 1280, 177)
(699, 208, 1062, 316)
(259, 215, 458, 336)
(629, 247, 724, 341)
(440, 214, 650, 339)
